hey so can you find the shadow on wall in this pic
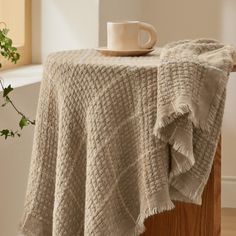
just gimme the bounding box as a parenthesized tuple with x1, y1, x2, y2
(140, 0, 223, 45)
(32, 0, 99, 63)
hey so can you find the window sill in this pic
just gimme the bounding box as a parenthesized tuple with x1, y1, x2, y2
(0, 64, 43, 90)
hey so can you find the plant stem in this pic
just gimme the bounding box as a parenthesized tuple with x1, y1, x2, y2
(0, 79, 35, 125)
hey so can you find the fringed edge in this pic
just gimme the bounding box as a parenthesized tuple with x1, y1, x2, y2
(153, 64, 230, 137)
(153, 103, 210, 137)
(154, 116, 195, 181)
(134, 201, 175, 236)
(155, 126, 194, 158)
(153, 70, 229, 179)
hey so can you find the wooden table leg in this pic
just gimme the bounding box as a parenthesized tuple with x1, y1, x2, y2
(142, 141, 221, 236)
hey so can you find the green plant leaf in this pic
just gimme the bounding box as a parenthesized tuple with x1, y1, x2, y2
(0, 129, 10, 139)
(0, 27, 35, 140)
(0, 129, 21, 139)
(19, 116, 29, 129)
(3, 85, 14, 97)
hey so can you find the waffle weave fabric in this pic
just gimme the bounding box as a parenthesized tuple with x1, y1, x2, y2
(20, 39, 236, 236)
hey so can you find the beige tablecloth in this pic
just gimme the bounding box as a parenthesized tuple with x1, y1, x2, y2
(20, 39, 236, 236)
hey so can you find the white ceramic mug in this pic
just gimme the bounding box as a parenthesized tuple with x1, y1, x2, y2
(107, 21, 157, 51)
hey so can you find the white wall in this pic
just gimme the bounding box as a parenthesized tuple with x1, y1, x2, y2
(220, 0, 236, 208)
(32, 0, 100, 63)
(220, 0, 236, 177)
(0, 83, 40, 236)
(140, 0, 222, 46)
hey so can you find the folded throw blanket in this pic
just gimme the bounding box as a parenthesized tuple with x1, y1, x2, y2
(20, 39, 236, 236)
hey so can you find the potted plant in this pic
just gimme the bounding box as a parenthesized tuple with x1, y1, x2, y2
(0, 22, 35, 139)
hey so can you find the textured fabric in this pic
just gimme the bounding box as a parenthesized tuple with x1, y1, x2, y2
(20, 39, 236, 236)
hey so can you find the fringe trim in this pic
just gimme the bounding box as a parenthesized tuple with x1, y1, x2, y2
(134, 201, 175, 236)
(153, 65, 229, 138)
(155, 127, 194, 160)
(155, 127, 195, 181)
(153, 103, 209, 137)
(153, 68, 228, 180)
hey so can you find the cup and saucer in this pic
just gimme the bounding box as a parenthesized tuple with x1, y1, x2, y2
(96, 21, 157, 57)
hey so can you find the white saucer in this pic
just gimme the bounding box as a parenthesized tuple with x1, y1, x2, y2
(96, 47, 154, 57)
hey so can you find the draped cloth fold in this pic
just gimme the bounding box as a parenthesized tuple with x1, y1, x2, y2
(19, 39, 236, 236)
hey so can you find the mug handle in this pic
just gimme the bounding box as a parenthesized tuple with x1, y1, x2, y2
(139, 22, 157, 49)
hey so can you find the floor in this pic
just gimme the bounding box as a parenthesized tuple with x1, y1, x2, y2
(222, 208, 236, 236)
